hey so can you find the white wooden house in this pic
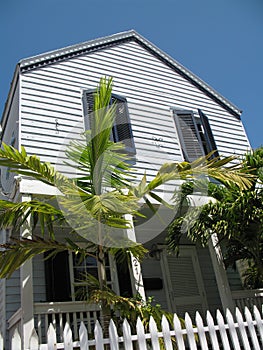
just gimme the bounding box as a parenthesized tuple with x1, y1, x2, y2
(0, 30, 261, 349)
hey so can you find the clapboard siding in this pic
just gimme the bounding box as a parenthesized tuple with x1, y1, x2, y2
(5, 270, 20, 322)
(33, 255, 46, 302)
(19, 39, 250, 186)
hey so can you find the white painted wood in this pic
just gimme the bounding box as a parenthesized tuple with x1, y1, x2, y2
(20, 194, 35, 350)
(253, 305, 263, 344)
(7, 306, 263, 349)
(161, 315, 173, 350)
(29, 328, 39, 350)
(0, 333, 3, 350)
(225, 308, 241, 350)
(173, 313, 186, 350)
(47, 324, 57, 350)
(149, 316, 160, 350)
(63, 322, 73, 350)
(206, 311, 220, 350)
(244, 307, 261, 350)
(11, 328, 21, 350)
(195, 311, 209, 350)
(216, 310, 231, 350)
(122, 318, 133, 350)
(161, 246, 208, 316)
(208, 234, 235, 312)
(79, 322, 89, 350)
(184, 313, 197, 350)
(109, 319, 119, 350)
(235, 307, 251, 349)
(136, 317, 147, 350)
(94, 320, 104, 350)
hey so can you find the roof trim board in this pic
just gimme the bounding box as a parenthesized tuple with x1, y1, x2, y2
(13, 30, 240, 119)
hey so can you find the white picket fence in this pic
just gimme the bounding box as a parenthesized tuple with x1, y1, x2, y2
(5, 305, 263, 349)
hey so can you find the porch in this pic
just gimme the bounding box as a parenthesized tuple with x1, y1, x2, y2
(7, 289, 263, 345)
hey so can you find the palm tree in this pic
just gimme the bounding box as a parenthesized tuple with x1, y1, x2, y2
(167, 147, 263, 288)
(0, 77, 254, 323)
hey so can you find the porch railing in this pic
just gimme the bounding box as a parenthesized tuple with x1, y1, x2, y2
(33, 301, 101, 343)
(232, 288, 263, 311)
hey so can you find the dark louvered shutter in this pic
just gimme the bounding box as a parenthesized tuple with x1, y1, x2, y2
(198, 109, 219, 158)
(111, 95, 136, 154)
(174, 111, 204, 162)
(83, 90, 95, 130)
(83, 90, 136, 154)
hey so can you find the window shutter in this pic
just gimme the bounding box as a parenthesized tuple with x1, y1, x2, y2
(82, 90, 136, 154)
(111, 95, 136, 154)
(174, 111, 204, 162)
(198, 109, 219, 158)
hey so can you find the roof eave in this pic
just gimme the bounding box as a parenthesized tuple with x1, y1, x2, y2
(17, 29, 241, 118)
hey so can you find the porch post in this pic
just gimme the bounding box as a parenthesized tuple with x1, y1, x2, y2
(208, 233, 235, 312)
(125, 214, 146, 300)
(20, 194, 34, 349)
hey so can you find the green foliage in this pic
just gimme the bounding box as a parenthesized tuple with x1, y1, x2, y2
(167, 148, 263, 288)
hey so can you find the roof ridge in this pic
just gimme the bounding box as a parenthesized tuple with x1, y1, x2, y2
(18, 29, 241, 117)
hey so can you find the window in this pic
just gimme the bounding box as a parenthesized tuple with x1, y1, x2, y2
(83, 90, 136, 155)
(173, 109, 218, 162)
(71, 253, 113, 301)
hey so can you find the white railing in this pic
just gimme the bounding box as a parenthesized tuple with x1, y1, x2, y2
(7, 305, 263, 350)
(33, 301, 101, 343)
(232, 288, 263, 311)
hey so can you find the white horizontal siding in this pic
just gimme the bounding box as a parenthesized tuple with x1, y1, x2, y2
(20, 39, 250, 191)
(33, 255, 46, 302)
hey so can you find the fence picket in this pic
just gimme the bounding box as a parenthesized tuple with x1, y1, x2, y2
(79, 322, 89, 350)
(244, 307, 261, 350)
(0, 333, 3, 350)
(11, 328, 21, 350)
(63, 322, 73, 350)
(7, 304, 263, 350)
(47, 323, 57, 350)
(235, 307, 251, 349)
(253, 305, 263, 344)
(109, 319, 119, 350)
(149, 316, 160, 350)
(29, 328, 39, 350)
(195, 311, 209, 350)
(173, 313, 186, 350)
(94, 320, 104, 350)
(216, 310, 231, 350)
(206, 311, 220, 350)
(225, 309, 241, 350)
(185, 313, 197, 350)
(123, 318, 133, 350)
(161, 315, 173, 350)
(136, 317, 147, 350)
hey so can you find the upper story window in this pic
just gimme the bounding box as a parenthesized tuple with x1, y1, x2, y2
(82, 90, 136, 155)
(173, 109, 219, 162)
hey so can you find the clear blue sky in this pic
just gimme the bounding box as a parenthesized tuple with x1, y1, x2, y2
(1, 0, 262, 148)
